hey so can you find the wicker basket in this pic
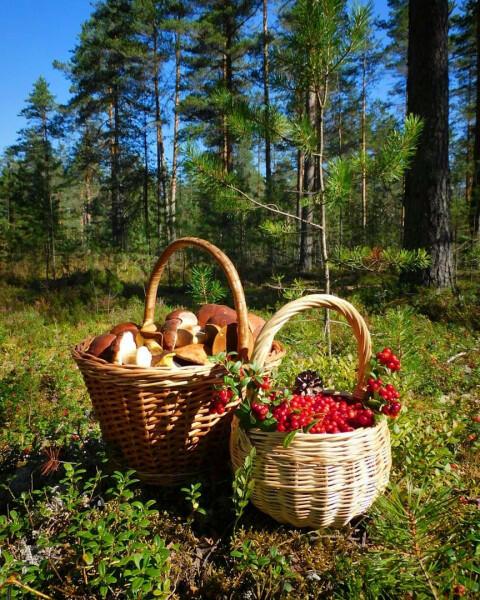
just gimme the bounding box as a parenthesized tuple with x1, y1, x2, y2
(230, 294, 392, 528)
(73, 237, 284, 485)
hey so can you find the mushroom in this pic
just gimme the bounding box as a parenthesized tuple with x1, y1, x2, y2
(110, 322, 139, 336)
(135, 346, 152, 368)
(247, 313, 266, 340)
(211, 325, 228, 355)
(87, 333, 117, 360)
(226, 322, 255, 357)
(198, 304, 237, 328)
(161, 310, 198, 350)
(174, 343, 210, 366)
(144, 339, 163, 353)
(152, 351, 177, 367)
(205, 323, 222, 345)
(111, 331, 137, 365)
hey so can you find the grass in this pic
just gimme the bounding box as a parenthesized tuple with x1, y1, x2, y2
(0, 271, 479, 599)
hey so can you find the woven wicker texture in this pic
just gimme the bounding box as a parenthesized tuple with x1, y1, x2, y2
(73, 237, 285, 485)
(230, 294, 392, 528)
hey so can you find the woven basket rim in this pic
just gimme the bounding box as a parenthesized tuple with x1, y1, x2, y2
(73, 336, 286, 378)
(236, 412, 388, 442)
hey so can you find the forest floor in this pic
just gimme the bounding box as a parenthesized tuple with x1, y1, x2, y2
(0, 268, 479, 599)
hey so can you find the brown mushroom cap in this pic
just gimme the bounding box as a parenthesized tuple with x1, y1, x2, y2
(165, 309, 198, 331)
(174, 343, 210, 365)
(197, 304, 237, 327)
(110, 321, 139, 336)
(247, 313, 265, 340)
(88, 333, 116, 359)
(205, 309, 237, 328)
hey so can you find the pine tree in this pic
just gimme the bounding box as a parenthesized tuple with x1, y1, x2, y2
(66, 0, 143, 250)
(403, 0, 454, 287)
(15, 77, 64, 279)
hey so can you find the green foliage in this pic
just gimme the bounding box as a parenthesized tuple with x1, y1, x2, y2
(1, 277, 480, 598)
(231, 541, 296, 598)
(181, 482, 207, 523)
(0, 465, 173, 598)
(187, 264, 227, 306)
(363, 482, 479, 598)
(232, 447, 256, 528)
(332, 246, 431, 273)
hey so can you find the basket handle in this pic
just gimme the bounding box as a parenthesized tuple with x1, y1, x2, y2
(142, 237, 250, 358)
(251, 294, 372, 399)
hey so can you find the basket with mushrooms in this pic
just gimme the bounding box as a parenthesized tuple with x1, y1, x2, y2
(73, 237, 284, 486)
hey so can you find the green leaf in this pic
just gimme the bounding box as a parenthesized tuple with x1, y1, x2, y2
(283, 430, 298, 448)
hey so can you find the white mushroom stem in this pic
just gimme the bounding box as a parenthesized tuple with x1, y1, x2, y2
(113, 331, 137, 365)
(135, 346, 152, 368)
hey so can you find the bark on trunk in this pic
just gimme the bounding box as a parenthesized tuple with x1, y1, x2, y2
(109, 92, 122, 250)
(263, 0, 272, 199)
(404, 0, 453, 287)
(170, 31, 181, 243)
(222, 13, 234, 173)
(143, 114, 151, 254)
(361, 52, 367, 239)
(299, 91, 315, 272)
(471, 0, 480, 236)
(153, 27, 167, 246)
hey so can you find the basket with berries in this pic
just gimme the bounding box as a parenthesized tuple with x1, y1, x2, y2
(229, 294, 399, 528)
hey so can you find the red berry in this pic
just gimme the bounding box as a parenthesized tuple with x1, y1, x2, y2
(472, 415, 480, 423)
(218, 389, 230, 404)
(453, 584, 466, 597)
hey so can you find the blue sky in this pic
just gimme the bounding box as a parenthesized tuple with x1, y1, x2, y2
(0, 0, 390, 154)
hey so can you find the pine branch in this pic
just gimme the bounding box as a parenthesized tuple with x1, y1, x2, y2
(184, 146, 324, 231)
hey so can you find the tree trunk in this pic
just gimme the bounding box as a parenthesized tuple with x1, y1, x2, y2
(403, 0, 453, 287)
(471, 0, 480, 236)
(170, 31, 181, 243)
(42, 113, 55, 280)
(299, 91, 315, 272)
(153, 27, 167, 246)
(263, 0, 272, 199)
(222, 13, 234, 173)
(109, 92, 122, 250)
(143, 113, 151, 254)
(361, 52, 367, 239)
(296, 149, 304, 263)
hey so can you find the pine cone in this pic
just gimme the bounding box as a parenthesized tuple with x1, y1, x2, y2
(293, 370, 324, 396)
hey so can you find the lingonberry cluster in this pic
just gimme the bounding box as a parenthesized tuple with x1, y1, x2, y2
(270, 394, 374, 433)
(210, 387, 234, 414)
(366, 347, 402, 417)
(210, 348, 404, 434)
(376, 347, 401, 371)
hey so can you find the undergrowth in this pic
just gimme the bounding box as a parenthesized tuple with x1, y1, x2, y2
(0, 275, 479, 599)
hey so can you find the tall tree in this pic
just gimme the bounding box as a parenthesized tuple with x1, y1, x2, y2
(67, 0, 142, 250)
(403, 0, 453, 286)
(471, 0, 480, 235)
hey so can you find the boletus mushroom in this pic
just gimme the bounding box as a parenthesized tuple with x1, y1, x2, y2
(198, 304, 237, 328)
(161, 309, 198, 350)
(111, 331, 137, 365)
(174, 343, 210, 366)
(87, 333, 117, 360)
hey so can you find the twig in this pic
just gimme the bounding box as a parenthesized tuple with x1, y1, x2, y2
(192, 159, 323, 231)
(446, 351, 469, 364)
(1, 577, 53, 600)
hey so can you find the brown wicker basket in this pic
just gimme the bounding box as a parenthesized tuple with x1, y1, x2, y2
(73, 237, 284, 485)
(230, 294, 392, 528)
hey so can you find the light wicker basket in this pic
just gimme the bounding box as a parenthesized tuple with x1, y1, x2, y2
(73, 237, 284, 486)
(230, 294, 392, 528)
